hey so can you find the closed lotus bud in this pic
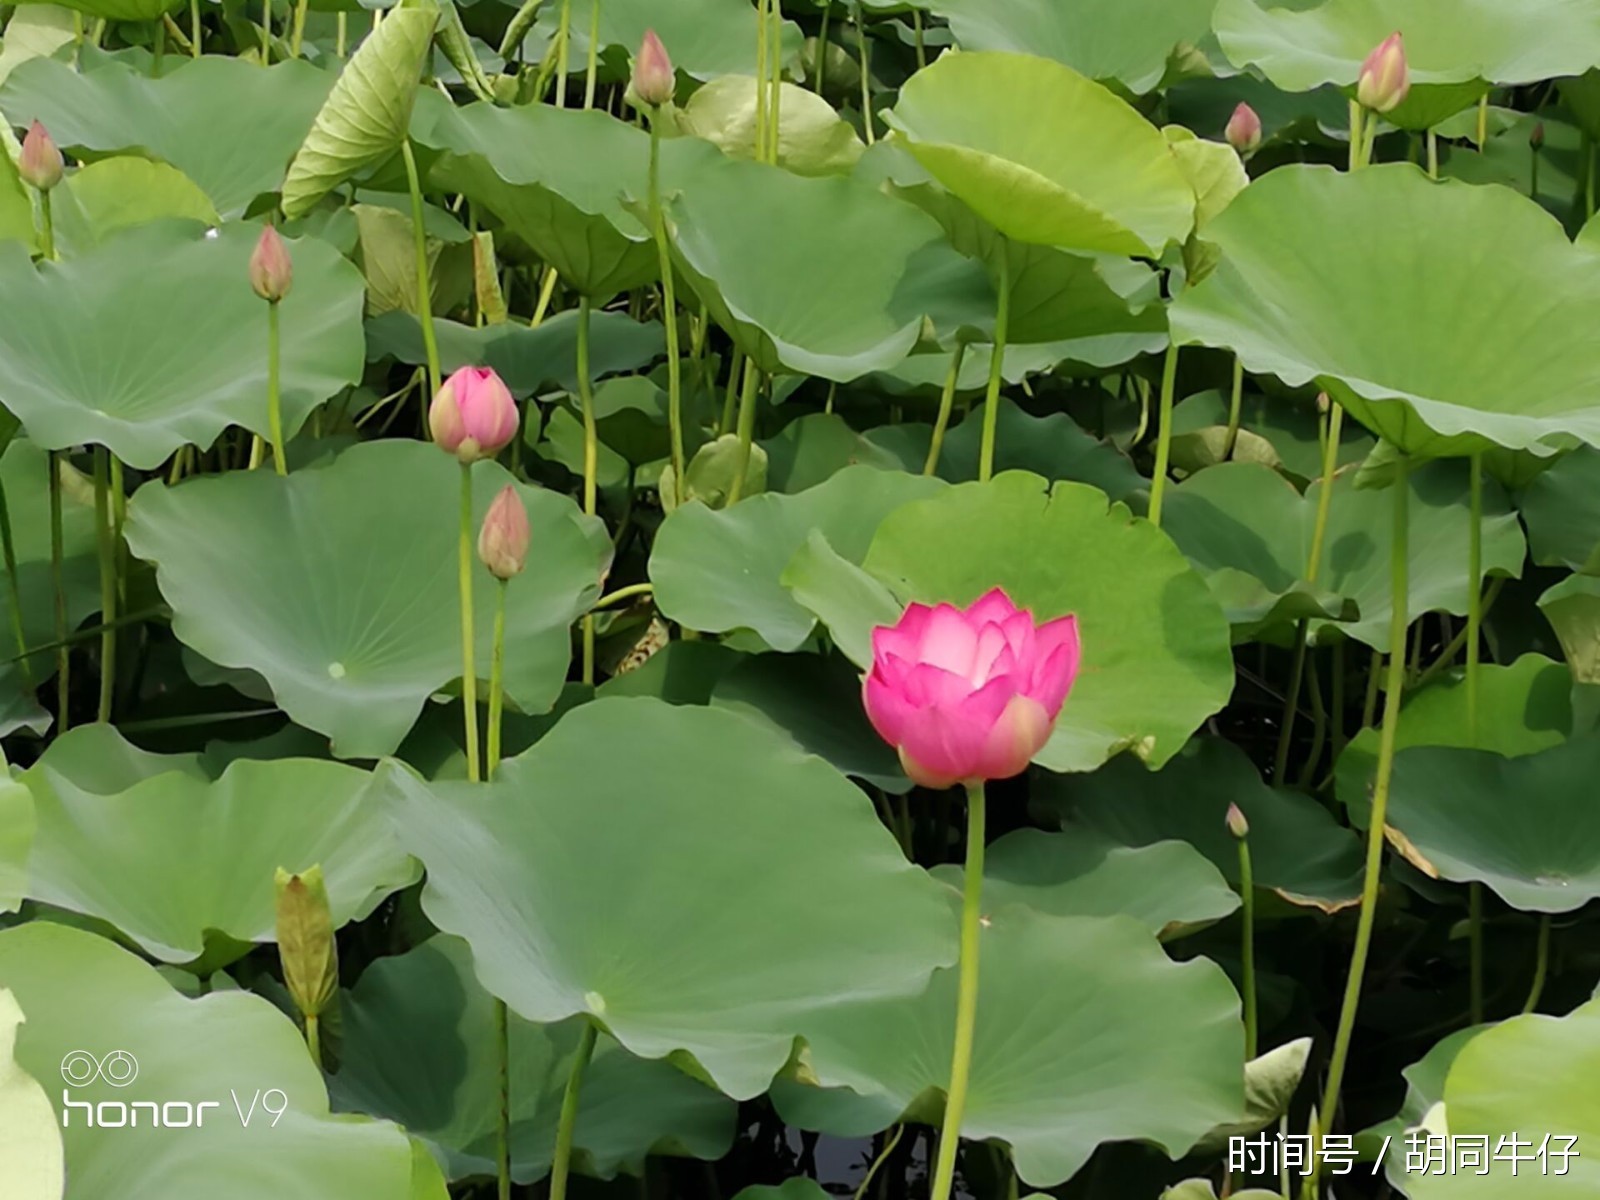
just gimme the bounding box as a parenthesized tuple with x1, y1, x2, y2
(1531, 121, 1546, 151)
(429, 366, 519, 463)
(274, 866, 338, 1021)
(1356, 32, 1409, 114)
(18, 121, 63, 193)
(248, 224, 293, 303)
(1226, 803, 1250, 840)
(1316, 390, 1331, 414)
(477, 484, 530, 580)
(633, 29, 675, 107)
(1225, 102, 1262, 156)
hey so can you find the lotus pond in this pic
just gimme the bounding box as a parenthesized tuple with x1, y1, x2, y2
(5, 1, 1600, 1198)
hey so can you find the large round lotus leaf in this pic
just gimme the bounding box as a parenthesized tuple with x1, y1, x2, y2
(1384, 738, 1600, 913)
(0, 988, 63, 1200)
(10, 724, 417, 963)
(331, 936, 735, 1183)
(124, 440, 607, 758)
(531, 0, 801, 81)
(0, 921, 438, 1199)
(1540, 575, 1600, 684)
(0, 56, 334, 217)
(383, 697, 958, 1100)
(0, 221, 364, 469)
(677, 77, 864, 176)
(882, 52, 1195, 256)
(1403, 1000, 1600, 1197)
(651, 464, 945, 651)
(1163, 462, 1526, 647)
(1170, 165, 1600, 458)
(774, 908, 1243, 1187)
(1036, 738, 1365, 912)
(12, 0, 181, 26)
(927, 0, 1217, 94)
(1336, 655, 1581, 825)
(930, 827, 1240, 939)
(787, 471, 1235, 773)
(1214, 0, 1600, 131)
(1521, 446, 1600, 574)
(53, 158, 219, 252)
(733, 1184, 829, 1200)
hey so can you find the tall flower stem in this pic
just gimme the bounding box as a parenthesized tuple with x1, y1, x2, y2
(1313, 457, 1410, 1183)
(400, 140, 442, 399)
(0, 481, 33, 688)
(266, 300, 287, 475)
(576, 294, 598, 684)
(191, 0, 202, 54)
(48, 451, 68, 734)
(1521, 915, 1552, 1014)
(581, 0, 601, 108)
(550, 1020, 599, 1200)
(487, 580, 508, 778)
(290, 0, 309, 56)
(727, 358, 761, 505)
(495, 997, 511, 1200)
(647, 113, 686, 506)
(924, 344, 967, 476)
(853, 1, 873, 143)
(1237, 831, 1258, 1058)
(813, 1, 831, 95)
(928, 781, 986, 1200)
(1223, 356, 1244, 460)
(93, 448, 117, 723)
(1145, 340, 1180, 526)
(976, 245, 1011, 483)
(37, 190, 55, 262)
(457, 464, 482, 782)
(767, 0, 784, 163)
(553, 0, 572, 107)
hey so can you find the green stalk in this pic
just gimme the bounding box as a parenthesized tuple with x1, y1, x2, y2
(853, 1126, 903, 1200)
(487, 580, 508, 777)
(1305, 403, 1344, 585)
(1238, 833, 1258, 1058)
(457, 463, 482, 782)
(495, 997, 512, 1200)
(1272, 624, 1308, 785)
(576, 295, 598, 684)
(1314, 456, 1411, 1173)
(928, 781, 986, 1200)
(1475, 93, 1489, 150)
(1469, 883, 1484, 1025)
(755, 0, 770, 160)
(290, 0, 308, 56)
(0, 481, 34, 687)
(853, 1, 873, 143)
(1223, 356, 1244, 461)
(191, 0, 202, 54)
(911, 7, 925, 68)
(814, 1, 830, 95)
(554, 0, 572, 107)
(550, 1020, 599, 1200)
(767, 0, 784, 164)
(976, 246, 1011, 483)
(336, 10, 347, 57)
(38, 190, 55, 262)
(266, 300, 288, 475)
(1521, 915, 1552, 1014)
(582, 0, 600, 109)
(924, 344, 967, 476)
(260, 0, 270, 62)
(1348, 100, 1364, 173)
(1146, 340, 1180, 526)
(48, 451, 68, 734)
(727, 358, 761, 505)
(647, 114, 686, 507)
(93, 448, 117, 723)
(1425, 128, 1438, 179)
(400, 141, 442, 399)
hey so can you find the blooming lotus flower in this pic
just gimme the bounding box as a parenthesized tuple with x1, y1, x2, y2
(1225, 102, 1262, 156)
(863, 588, 1081, 789)
(1357, 32, 1409, 114)
(429, 366, 519, 463)
(633, 29, 675, 107)
(478, 484, 530, 580)
(18, 121, 62, 193)
(248, 224, 293, 303)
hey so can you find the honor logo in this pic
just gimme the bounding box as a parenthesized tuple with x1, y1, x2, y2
(58, 1050, 288, 1130)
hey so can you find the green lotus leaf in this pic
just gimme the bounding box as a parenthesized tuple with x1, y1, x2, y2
(1171, 164, 1600, 458)
(0, 988, 62, 1200)
(1163, 126, 1250, 231)
(773, 908, 1243, 1187)
(0, 753, 31, 913)
(882, 51, 1195, 255)
(930, 827, 1240, 939)
(531, 0, 801, 81)
(350, 202, 472, 318)
(1169, 389, 1374, 483)
(124, 440, 607, 758)
(1539, 575, 1600, 685)
(733, 1184, 829, 1200)
(761, 413, 904, 493)
(384, 697, 958, 1100)
(12, 725, 417, 963)
(330, 935, 735, 1183)
(1036, 738, 1365, 912)
(54, 158, 219, 250)
(1521, 446, 1600, 574)
(788, 471, 1236, 772)
(1385, 738, 1600, 913)
(0, 7, 77, 89)
(926, 0, 1216, 94)
(667, 153, 985, 380)
(281, 4, 439, 219)
(1215, 0, 1600, 131)
(677, 76, 863, 176)
(0, 921, 432, 1199)
(1164, 1184, 1279, 1200)
(1194, 1038, 1313, 1154)
(1357, 1024, 1486, 1156)
(1163, 462, 1525, 646)
(651, 463, 945, 650)
(0, 221, 365, 469)
(0, 56, 334, 216)
(12, 0, 181, 29)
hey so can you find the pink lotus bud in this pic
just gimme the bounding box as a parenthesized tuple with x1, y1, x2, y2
(1225, 103, 1262, 156)
(248, 224, 293, 303)
(429, 366, 519, 463)
(633, 29, 675, 107)
(18, 121, 63, 193)
(1356, 32, 1409, 114)
(477, 484, 530, 580)
(1226, 803, 1250, 840)
(862, 587, 1081, 789)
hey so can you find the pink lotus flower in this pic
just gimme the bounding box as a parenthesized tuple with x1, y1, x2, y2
(1357, 32, 1409, 114)
(633, 29, 676, 108)
(429, 366, 519, 464)
(248, 224, 293, 303)
(19, 120, 63, 193)
(478, 484, 530, 580)
(1225, 102, 1262, 156)
(863, 588, 1081, 789)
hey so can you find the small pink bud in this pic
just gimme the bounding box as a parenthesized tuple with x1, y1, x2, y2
(1225, 103, 1262, 156)
(18, 121, 63, 192)
(429, 366, 519, 463)
(633, 29, 675, 107)
(248, 224, 293, 303)
(1357, 32, 1409, 114)
(1226, 803, 1250, 840)
(477, 484, 530, 580)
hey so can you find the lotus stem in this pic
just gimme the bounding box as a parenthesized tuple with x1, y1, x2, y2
(576, 295, 598, 683)
(48, 452, 68, 734)
(487, 580, 507, 778)
(0, 480, 33, 688)
(554, 0, 572, 107)
(191, 0, 202, 54)
(1223, 356, 1244, 460)
(1306, 403, 1344, 585)
(1237, 830, 1258, 1058)
(1348, 101, 1364, 173)
(1272, 623, 1308, 784)
(530, 266, 559, 328)
(290, 0, 308, 56)
(853, 1126, 904, 1200)
(720, 350, 743, 435)
(582, 0, 600, 109)
(1476, 93, 1489, 149)
(265, 300, 288, 475)
(550, 1019, 599, 1200)
(755, 0, 770, 160)
(593, 581, 653, 610)
(928, 780, 986, 1200)
(728, 358, 762, 506)
(93, 448, 117, 723)
(853, 1, 873, 143)
(1426, 128, 1438, 179)
(457, 463, 482, 781)
(1469, 883, 1484, 1025)
(647, 115, 686, 507)
(1521, 914, 1552, 1014)
(1146, 340, 1180, 525)
(260, 0, 270, 63)
(767, 0, 784, 164)
(911, 7, 926, 68)
(400, 140, 442, 399)
(814, 0, 830, 95)
(37, 189, 55, 262)
(1314, 456, 1410, 1182)
(925, 344, 967, 476)
(977, 245, 1011, 483)
(495, 997, 512, 1200)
